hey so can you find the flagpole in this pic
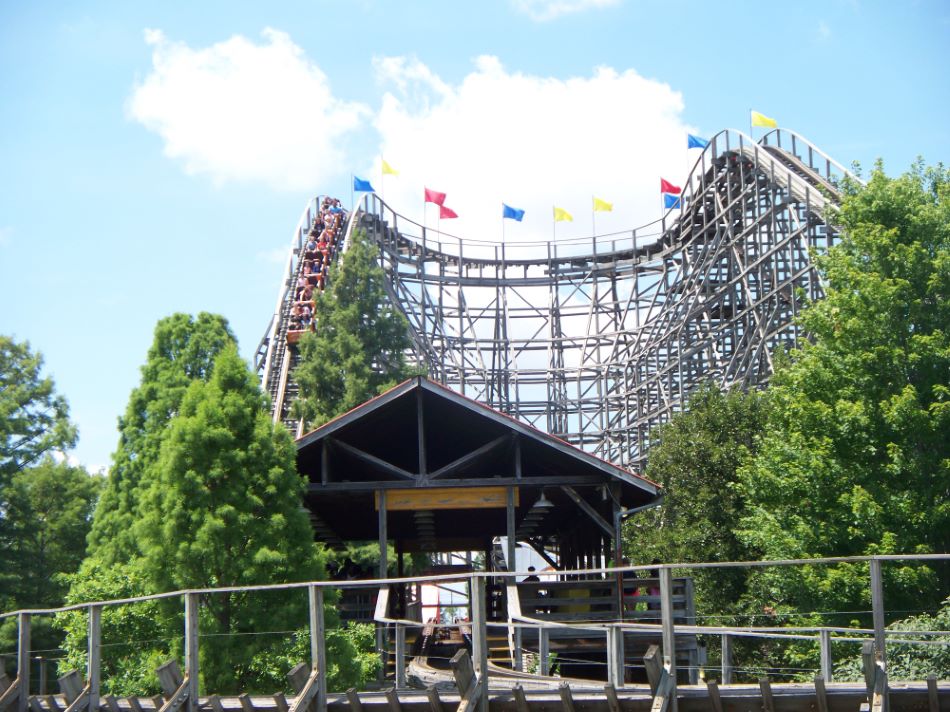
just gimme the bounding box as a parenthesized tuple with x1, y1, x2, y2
(748, 108, 753, 138)
(380, 161, 384, 203)
(591, 196, 596, 239)
(502, 203, 505, 242)
(350, 174, 354, 213)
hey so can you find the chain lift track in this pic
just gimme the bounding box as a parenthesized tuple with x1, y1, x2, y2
(258, 129, 858, 468)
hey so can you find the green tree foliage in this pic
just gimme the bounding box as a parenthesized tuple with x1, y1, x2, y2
(293, 229, 414, 427)
(737, 162, 950, 622)
(624, 383, 766, 612)
(87, 313, 235, 565)
(0, 458, 101, 659)
(0, 335, 76, 484)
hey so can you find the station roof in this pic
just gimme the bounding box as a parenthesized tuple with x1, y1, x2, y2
(296, 377, 660, 550)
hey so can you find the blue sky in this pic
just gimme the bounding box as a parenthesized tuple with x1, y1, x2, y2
(1, 0, 948, 472)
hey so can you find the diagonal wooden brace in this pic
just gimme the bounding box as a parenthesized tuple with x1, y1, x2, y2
(288, 669, 321, 712)
(157, 679, 190, 712)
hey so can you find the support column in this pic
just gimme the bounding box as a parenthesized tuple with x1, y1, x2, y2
(721, 634, 733, 685)
(870, 558, 886, 663)
(506, 487, 522, 671)
(87, 606, 101, 712)
(17, 613, 29, 712)
(819, 629, 832, 683)
(184, 593, 199, 712)
(659, 567, 677, 711)
(309, 586, 326, 711)
(377, 490, 388, 682)
(470, 576, 488, 712)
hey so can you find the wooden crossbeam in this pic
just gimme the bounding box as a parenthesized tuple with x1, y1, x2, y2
(62, 688, 90, 712)
(57, 672, 83, 706)
(450, 650, 481, 712)
(43, 696, 61, 712)
(759, 678, 775, 712)
(272, 693, 288, 712)
(643, 645, 662, 696)
(155, 662, 183, 701)
(287, 670, 320, 712)
(814, 676, 829, 712)
(558, 683, 576, 712)
(207, 696, 224, 712)
(332, 439, 415, 481)
(706, 680, 722, 712)
(604, 684, 621, 712)
(512, 685, 528, 712)
(650, 668, 674, 712)
(927, 675, 938, 712)
(104, 695, 121, 712)
(429, 435, 511, 480)
(560, 486, 614, 537)
(157, 679, 189, 712)
(423, 687, 440, 712)
(238, 693, 255, 712)
(384, 687, 401, 712)
(346, 688, 363, 712)
(0, 678, 20, 712)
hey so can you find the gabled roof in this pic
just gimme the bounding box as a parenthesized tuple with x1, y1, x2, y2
(296, 377, 660, 547)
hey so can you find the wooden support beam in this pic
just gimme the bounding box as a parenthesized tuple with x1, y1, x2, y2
(287, 664, 309, 695)
(0, 680, 21, 712)
(38, 659, 47, 696)
(644, 645, 662, 696)
(104, 695, 120, 712)
(720, 634, 733, 685)
(384, 687, 401, 712)
(705, 681, 722, 712)
(346, 689, 363, 712)
(395, 625, 406, 689)
(272, 694, 288, 712)
(927, 675, 938, 712)
(308, 586, 327, 711)
(0, 675, 10, 695)
(429, 436, 509, 480)
(560, 486, 614, 538)
(157, 679, 189, 712)
(332, 439, 415, 481)
(17, 613, 29, 712)
(470, 577, 487, 712)
(450, 650, 481, 712)
(423, 687, 440, 712)
(558, 683, 576, 712)
(207, 696, 224, 712)
(539, 629, 550, 677)
(238, 693, 255, 712)
(28, 698, 43, 712)
(58, 673, 83, 706)
(869, 559, 886, 665)
(184, 594, 199, 712)
(650, 668, 674, 712)
(603, 684, 621, 712)
(155, 662, 183, 700)
(88, 607, 102, 712)
(63, 689, 91, 712)
(759, 678, 775, 712)
(814, 676, 829, 712)
(43, 696, 61, 712)
(511, 685, 528, 712)
(416, 389, 426, 477)
(287, 670, 320, 712)
(150, 695, 164, 710)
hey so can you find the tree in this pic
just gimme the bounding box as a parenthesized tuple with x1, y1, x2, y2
(0, 458, 101, 660)
(133, 345, 338, 691)
(737, 161, 950, 624)
(293, 229, 415, 427)
(0, 335, 76, 484)
(86, 313, 235, 565)
(624, 383, 766, 612)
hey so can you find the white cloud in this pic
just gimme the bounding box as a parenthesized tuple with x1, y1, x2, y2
(817, 20, 832, 40)
(128, 28, 369, 191)
(512, 0, 621, 21)
(0, 226, 12, 247)
(371, 56, 698, 245)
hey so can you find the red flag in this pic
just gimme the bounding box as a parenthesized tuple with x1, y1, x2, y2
(439, 205, 458, 219)
(660, 178, 681, 195)
(424, 187, 447, 206)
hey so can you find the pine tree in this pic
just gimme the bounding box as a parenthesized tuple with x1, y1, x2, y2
(293, 229, 415, 427)
(133, 344, 329, 691)
(87, 313, 235, 564)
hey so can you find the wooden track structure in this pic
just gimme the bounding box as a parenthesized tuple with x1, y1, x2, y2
(257, 129, 858, 468)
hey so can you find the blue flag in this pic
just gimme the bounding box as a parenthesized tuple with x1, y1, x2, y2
(353, 176, 375, 193)
(502, 204, 525, 221)
(687, 134, 709, 149)
(663, 193, 681, 209)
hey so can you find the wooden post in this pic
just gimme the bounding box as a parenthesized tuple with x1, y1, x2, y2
(394, 625, 406, 689)
(184, 593, 199, 712)
(606, 626, 623, 688)
(37, 659, 46, 696)
(720, 634, 733, 685)
(819, 629, 832, 682)
(88, 606, 102, 712)
(377, 490, 388, 682)
(470, 577, 487, 712)
(309, 586, 326, 711)
(869, 558, 886, 664)
(506, 487, 522, 671)
(539, 628, 549, 676)
(17, 613, 30, 712)
(659, 565, 677, 710)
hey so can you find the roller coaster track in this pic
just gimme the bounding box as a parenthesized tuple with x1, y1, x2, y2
(258, 129, 858, 467)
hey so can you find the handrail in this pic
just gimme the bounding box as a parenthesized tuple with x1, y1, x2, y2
(6, 553, 947, 620)
(758, 128, 863, 186)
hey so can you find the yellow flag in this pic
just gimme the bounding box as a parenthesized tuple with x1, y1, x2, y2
(554, 206, 573, 222)
(381, 159, 399, 176)
(593, 197, 613, 212)
(750, 111, 778, 129)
